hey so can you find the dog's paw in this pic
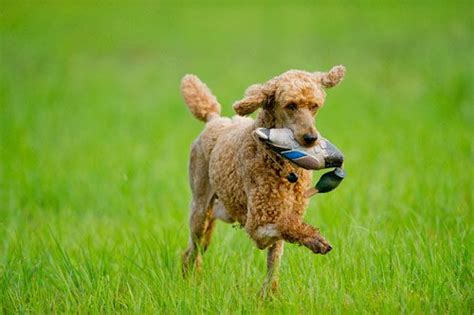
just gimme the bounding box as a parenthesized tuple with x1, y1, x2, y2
(306, 237, 332, 254)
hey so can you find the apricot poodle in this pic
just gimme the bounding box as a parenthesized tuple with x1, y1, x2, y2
(180, 65, 346, 294)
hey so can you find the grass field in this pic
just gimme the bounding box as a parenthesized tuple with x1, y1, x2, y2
(1, 1, 473, 313)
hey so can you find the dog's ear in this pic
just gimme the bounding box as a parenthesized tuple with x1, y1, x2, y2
(314, 65, 346, 88)
(233, 83, 274, 116)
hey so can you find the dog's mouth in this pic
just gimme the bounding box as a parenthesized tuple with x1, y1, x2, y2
(254, 127, 344, 171)
(299, 140, 317, 148)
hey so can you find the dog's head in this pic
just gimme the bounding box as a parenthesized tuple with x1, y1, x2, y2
(233, 65, 345, 147)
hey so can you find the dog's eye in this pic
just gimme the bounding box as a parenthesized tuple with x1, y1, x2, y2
(286, 103, 297, 111)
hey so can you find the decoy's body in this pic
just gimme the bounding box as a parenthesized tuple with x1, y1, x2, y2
(254, 127, 346, 197)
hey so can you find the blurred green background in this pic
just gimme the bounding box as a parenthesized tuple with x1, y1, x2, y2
(1, 1, 472, 313)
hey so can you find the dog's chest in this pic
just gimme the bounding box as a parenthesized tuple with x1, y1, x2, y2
(246, 153, 312, 214)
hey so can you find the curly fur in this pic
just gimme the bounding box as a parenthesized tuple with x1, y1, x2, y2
(181, 65, 346, 293)
(181, 74, 221, 122)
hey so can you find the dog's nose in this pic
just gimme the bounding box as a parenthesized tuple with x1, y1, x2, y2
(303, 133, 318, 145)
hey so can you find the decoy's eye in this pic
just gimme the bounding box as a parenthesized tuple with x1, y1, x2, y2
(286, 103, 297, 111)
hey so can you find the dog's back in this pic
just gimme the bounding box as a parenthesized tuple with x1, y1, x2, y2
(181, 74, 255, 224)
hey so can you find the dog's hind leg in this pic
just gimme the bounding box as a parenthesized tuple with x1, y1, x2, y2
(182, 196, 214, 276)
(201, 216, 216, 252)
(260, 240, 284, 298)
(182, 142, 215, 276)
(201, 199, 235, 251)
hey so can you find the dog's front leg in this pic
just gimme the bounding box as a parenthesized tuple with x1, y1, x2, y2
(277, 215, 332, 254)
(260, 240, 284, 298)
(244, 194, 287, 296)
(246, 201, 332, 254)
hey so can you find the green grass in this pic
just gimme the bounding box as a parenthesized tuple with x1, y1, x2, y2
(1, 1, 473, 313)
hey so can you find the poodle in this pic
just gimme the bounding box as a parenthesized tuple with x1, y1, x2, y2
(180, 65, 346, 294)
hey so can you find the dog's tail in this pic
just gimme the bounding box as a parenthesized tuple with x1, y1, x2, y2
(180, 74, 221, 122)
